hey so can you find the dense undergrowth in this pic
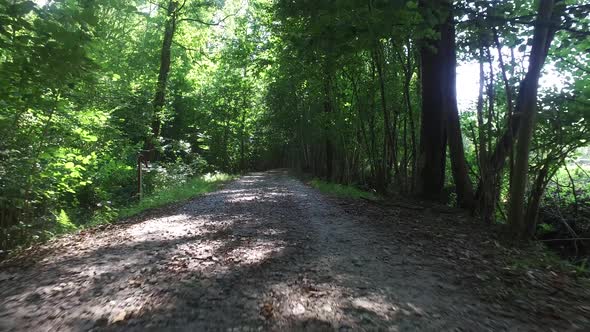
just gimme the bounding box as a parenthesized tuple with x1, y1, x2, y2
(0, 170, 233, 256)
(535, 165, 590, 266)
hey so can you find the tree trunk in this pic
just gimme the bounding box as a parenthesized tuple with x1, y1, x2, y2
(523, 161, 551, 236)
(401, 44, 418, 191)
(417, 0, 447, 201)
(476, 47, 496, 223)
(477, 0, 560, 220)
(492, 27, 515, 119)
(507, 0, 558, 239)
(440, 0, 475, 208)
(374, 45, 396, 186)
(240, 112, 246, 172)
(145, 0, 177, 161)
(323, 68, 334, 181)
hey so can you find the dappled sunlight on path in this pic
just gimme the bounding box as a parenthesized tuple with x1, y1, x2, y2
(0, 170, 587, 331)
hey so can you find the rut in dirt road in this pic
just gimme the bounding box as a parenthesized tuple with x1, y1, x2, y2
(0, 170, 587, 331)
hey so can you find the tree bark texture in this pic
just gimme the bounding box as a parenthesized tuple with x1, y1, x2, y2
(507, 0, 558, 239)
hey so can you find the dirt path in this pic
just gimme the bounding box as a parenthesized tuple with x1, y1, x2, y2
(1, 170, 589, 331)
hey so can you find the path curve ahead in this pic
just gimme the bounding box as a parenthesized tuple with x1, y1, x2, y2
(0, 170, 587, 331)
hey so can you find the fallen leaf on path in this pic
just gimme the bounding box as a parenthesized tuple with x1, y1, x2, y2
(261, 302, 273, 319)
(111, 310, 128, 324)
(292, 303, 306, 315)
(0, 272, 14, 281)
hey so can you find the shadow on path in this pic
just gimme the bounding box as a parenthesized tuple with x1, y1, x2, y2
(0, 170, 587, 331)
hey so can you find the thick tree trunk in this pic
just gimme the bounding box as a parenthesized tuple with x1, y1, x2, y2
(145, 0, 177, 161)
(507, 0, 558, 239)
(417, 0, 448, 201)
(440, 0, 475, 208)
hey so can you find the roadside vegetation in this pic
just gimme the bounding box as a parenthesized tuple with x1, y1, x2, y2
(1, 173, 233, 256)
(118, 173, 235, 219)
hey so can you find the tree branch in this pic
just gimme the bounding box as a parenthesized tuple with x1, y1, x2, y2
(178, 12, 238, 26)
(172, 40, 216, 61)
(457, 5, 590, 37)
(553, 55, 590, 74)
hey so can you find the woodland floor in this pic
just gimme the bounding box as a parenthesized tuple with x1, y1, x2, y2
(1, 170, 590, 331)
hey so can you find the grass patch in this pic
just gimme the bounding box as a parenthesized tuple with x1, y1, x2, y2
(508, 243, 590, 278)
(309, 179, 379, 200)
(118, 173, 235, 219)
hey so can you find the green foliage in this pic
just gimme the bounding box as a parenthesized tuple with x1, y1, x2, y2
(537, 223, 556, 235)
(54, 209, 77, 233)
(0, 0, 253, 250)
(118, 173, 234, 219)
(309, 179, 378, 201)
(3, 172, 233, 254)
(1, 0, 590, 265)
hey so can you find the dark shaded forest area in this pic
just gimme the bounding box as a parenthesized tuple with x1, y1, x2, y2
(1, 0, 590, 264)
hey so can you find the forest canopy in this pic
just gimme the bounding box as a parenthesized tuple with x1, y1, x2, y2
(1, 0, 589, 254)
